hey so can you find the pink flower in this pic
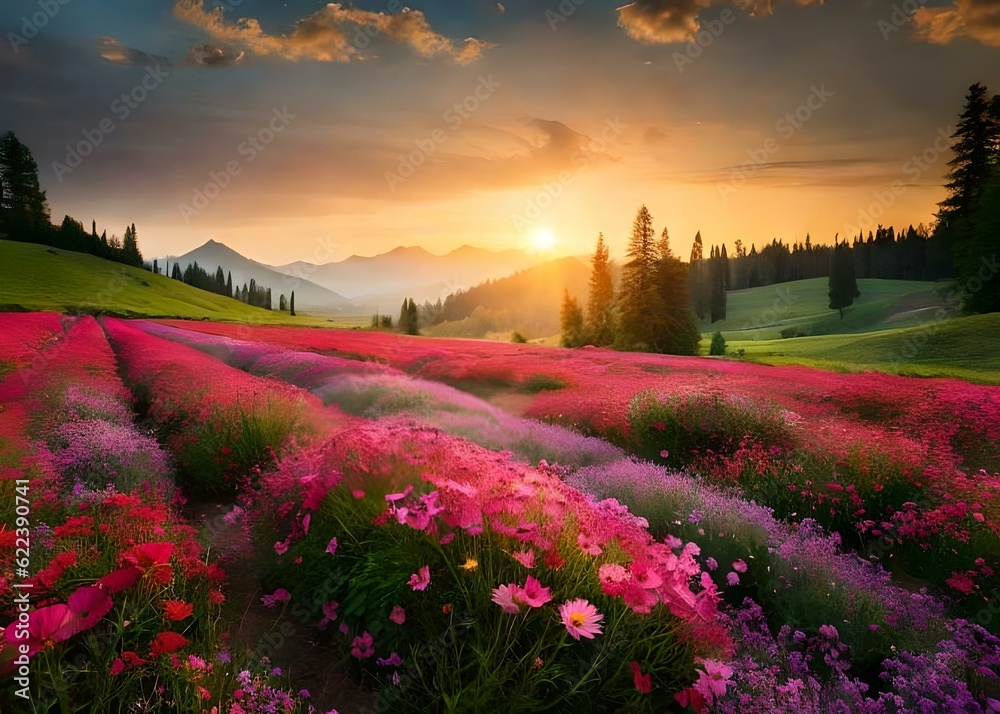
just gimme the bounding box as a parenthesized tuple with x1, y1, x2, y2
(352, 489, 366, 499)
(946, 571, 977, 595)
(318, 600, 339, 628)
(386, 485, 414, 502)
(408, 566, 430, 591)
(732, 559, 747, 573)
(819, 624, 839, 639)
(273, 540, 289, 555)
(377, 652, 403, 667)
(726, 572, 740, 586)
(109, 658, 125, 676)
(517, 576, 552, 608)
(389, 606, 406, 625)
(511, 550, 535, 569)
(693, 658, 733, 704)
(491, 584, 522, 614)
(973, 512, 985, 523)
(577, 533, 602, 556)
(326, 537, 338, 555)
(559, 599, 604, 640)
(261, 589, 291, 608)
(350, 631, 375, 659)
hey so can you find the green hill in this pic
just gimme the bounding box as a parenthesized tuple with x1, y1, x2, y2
(0, 241, 356, 326)
(702, 277, 957, 341)
(728, 313, 1000, 384)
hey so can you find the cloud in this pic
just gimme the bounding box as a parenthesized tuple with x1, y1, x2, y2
(173, 0, 493, 64)
(97, 37, 170, 66)
(187, 43, 246, 67)
(616, 0, 823, 44)
(913, 0, 1000, 47)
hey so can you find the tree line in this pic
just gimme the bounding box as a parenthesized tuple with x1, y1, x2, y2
(562, 206, 701, 355)
(1, 129, 292, 313)
(0, 131, 145, 269)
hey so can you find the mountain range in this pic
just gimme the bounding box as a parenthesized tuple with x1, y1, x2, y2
(159, 241, 544, 315)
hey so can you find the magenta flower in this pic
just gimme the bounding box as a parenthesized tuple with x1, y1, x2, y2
(577, 533, 603, 556)
(518, 576, 552, 608)
(326, 537, 338, 555)
(732, 559, 748, 573)
(389, 606, 406, 625)
(261, 588, 291, 608)
(491, 584, 521, 614)
(408, 565, 430, 591)
(350, 631, 375, 659)
(274, 540, 289, 555)
(726, 572, 740, 586)
(559, 599, 604, 640)
(377, 652, 403, 667)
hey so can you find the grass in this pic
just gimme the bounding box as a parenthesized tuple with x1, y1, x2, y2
(0, 241, 365, 327)
(729, 313, 1000, 384)
(700, 277, 957, 341)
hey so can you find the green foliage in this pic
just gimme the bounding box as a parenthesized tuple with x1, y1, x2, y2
(586, 233, 616, 347)
(511, 331, 528, 344)
(625, 390, 795, 467)
(178, 398, 308, 494)
(709, 331, 727, 356)
(828, 241, 861, 318)
(263, 479, 697, 713)
(560, 290, 585, 348)
(522, 373, 567, 393)
(955, 168, 1000, 314)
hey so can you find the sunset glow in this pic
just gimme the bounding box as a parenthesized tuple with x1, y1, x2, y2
(1, 1, 998, 265)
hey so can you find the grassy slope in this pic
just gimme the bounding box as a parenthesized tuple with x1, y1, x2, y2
(729, 313, 1000, 384)
(0, 242, 363, 326)
(701, 278, 956, 341)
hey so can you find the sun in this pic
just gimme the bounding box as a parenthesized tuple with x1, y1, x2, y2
(532, 228, 557, 252)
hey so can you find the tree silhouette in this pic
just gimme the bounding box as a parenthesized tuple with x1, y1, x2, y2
(560, 289, 585, 348)
(828, 239, 861, 319)
(586, 233, 615, 346)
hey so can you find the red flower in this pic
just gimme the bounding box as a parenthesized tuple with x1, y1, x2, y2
(629, 661, 653, 693)
(34, 551, 77, 590)
(120, 542, 174, 585)
(122, 651, 147, 668)
(97, 566, 143, 594)
(57, 586, 114, 640)
(150, 631, 189, 658)
(53, 516, 94, 539)
(162, 600, 194, 622)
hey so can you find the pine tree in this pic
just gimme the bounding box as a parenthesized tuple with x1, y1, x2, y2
(618, 205, 663, 349)
(828, 239, 861, 319)
(586, 233, 615, 346)
(399, 299, 409, 331)
(955, 168, 1000, 314)
(710, 244, 728, 323)
(652, 229, 701, 355)
(0, 131, 51, 239)
(406, 298, 419, 335)
(290, 291, 296, 316)
(279, 294, 288, 311)
(172, 262, 182, 280)
(560, 290, 585, 348)
(215, 266, 226, 293)
(689, 231, 704, 262)
(937, 84, 995, 239)
(226, 271, 233, 298)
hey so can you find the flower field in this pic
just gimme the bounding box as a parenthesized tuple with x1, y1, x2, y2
(2, 314, 1000, 712)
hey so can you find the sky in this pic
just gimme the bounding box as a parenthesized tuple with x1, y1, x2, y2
(1, 0, 999, 266)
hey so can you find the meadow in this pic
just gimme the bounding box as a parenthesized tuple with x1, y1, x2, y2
(2, 311, 999, 712)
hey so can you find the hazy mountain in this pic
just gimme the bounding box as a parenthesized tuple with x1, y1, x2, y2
(272, 245, 541, 306)
(159, 240, 351, 314)
(425, 256, 592, 339)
